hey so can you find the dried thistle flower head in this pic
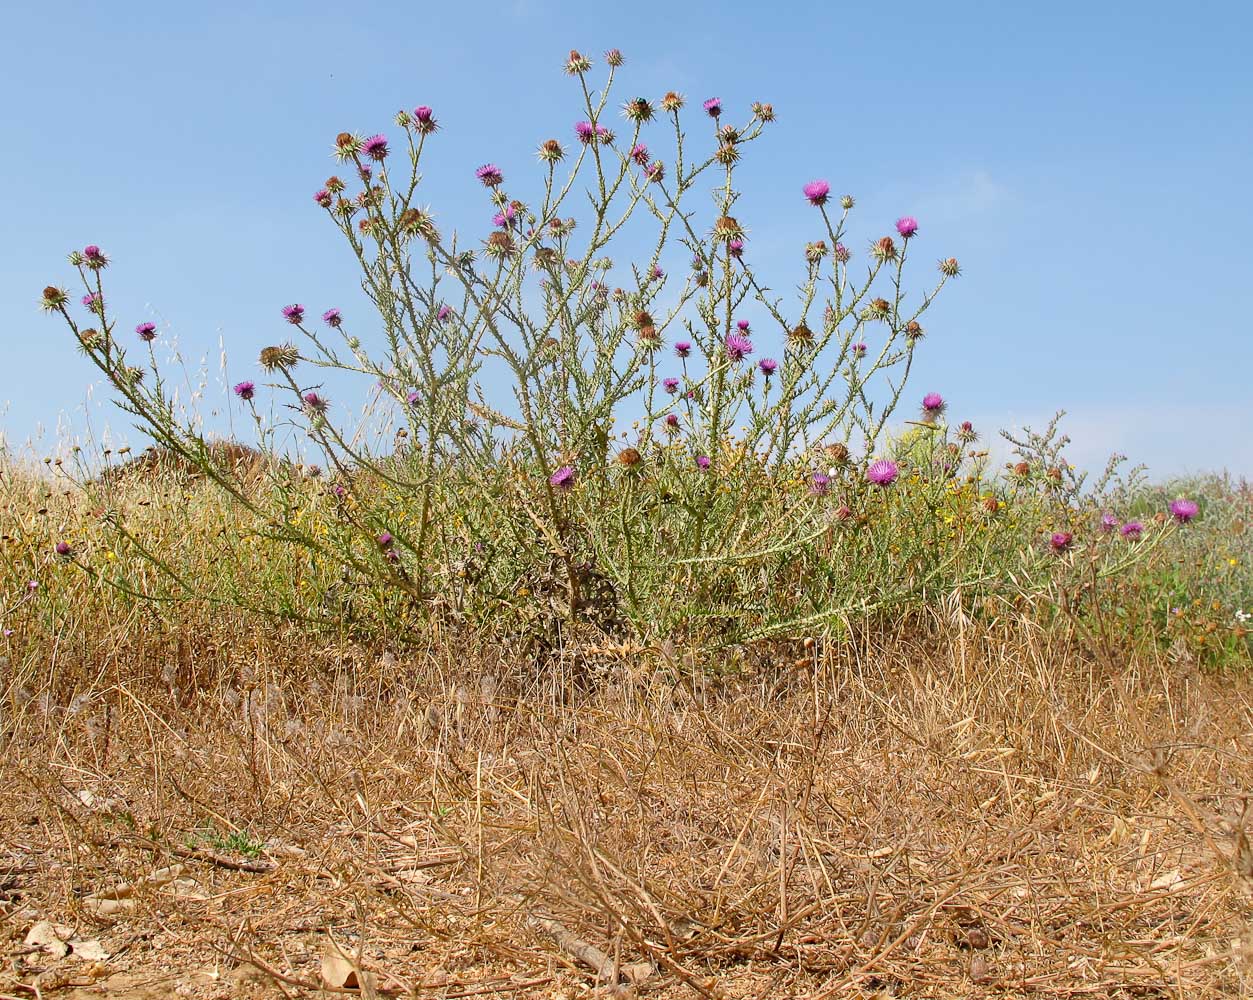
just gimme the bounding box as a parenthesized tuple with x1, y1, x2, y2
(537, 138, 565, 163)
(661, 91, 684, 112)
(872, 236, 897, 262)
(334, 132, 361, 159)
(565, 49, 591, 74)
(617, 447, 641, 467)
(824, 442, 849, 465)
(788, 321, 814, 346)
(713, 216, 743, 241)
(939, 257, 962, 277)
(259, 344, 300, 371)
(751, 101, 775, 122)
(41, 285, 69, 311)
(399, 207, 438, 241)
(623, 97, 654, 123)
(485, 231, 516, 257)
(867, 297, 891, 320)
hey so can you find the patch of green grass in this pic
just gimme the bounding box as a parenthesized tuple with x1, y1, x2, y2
(189, 825, 266, 858)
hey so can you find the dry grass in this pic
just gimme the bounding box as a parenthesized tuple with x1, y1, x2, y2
(2, 622, 1252, 998)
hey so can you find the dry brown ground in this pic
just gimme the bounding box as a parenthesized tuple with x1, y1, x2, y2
(3, 625, 1253, 998)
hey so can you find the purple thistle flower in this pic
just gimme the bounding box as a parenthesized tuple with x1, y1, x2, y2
(663, 377, 680, 394)
(302, 391, 329, 414)
(82, 292, 103, 311)
(136, 322, 157, 342)
(921, 392, 946, 418)
(28, 580, 38, 590)
(357, 163, 372, 182)
(736, 319, 751, 332)
(1120, 521, 1144, 540)
(233, 381, 255, 400)
(803, 179, 830, 207)
(810, 471, 831, 496)
(438, 304, 453, 322)
(282, 304, 305, 324)
(362, 134, 389, 161)
(322, 308, 342, 328)
(83, 245, 108, 269)
(1050, 531, 1073, 553)
(895, 216, 919, 239)
(631, 143, 650, 166)
(702, 97, 722, 117)
(549, 465, 576, 491)
(834, 243, 850, 263)
(476, 163, 503, 187)
(1100, 511, 1120, 533)
(406, 389, 420, 406)
(2, 630, 11, 638)
(644, 161, 664, 182)
(650, 264, 665, 280)
(758, 358, 778, 377)
(664, 413, 680, 430)
(1169, 498, 1199, 523)
(727, 238, 744, 258)
(852, 342, 867, 358)
(675, 341, 692, 358)
(412, 106, 438, 133)
(574, 121, 596, 143)
(55, 541, 72, 557)
(314, 188, 332, 207)
(724, 334, 754, 362)
(866, 459, 899, 486)
(492, 204, 517, 228)
(377, 531, 394, 550)
(695, 455, 711, 470)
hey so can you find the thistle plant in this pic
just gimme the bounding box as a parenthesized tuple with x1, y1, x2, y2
(39, 49, 1208, 651)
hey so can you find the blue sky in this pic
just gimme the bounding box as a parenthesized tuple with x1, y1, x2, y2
(3, 1, 1251, 476)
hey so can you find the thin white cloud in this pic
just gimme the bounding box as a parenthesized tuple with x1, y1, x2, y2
(980, 404, 1253, 480)
(913, 169, 1011, 225)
